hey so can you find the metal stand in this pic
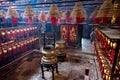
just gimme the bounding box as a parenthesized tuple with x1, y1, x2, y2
(40, 62, 58, 80)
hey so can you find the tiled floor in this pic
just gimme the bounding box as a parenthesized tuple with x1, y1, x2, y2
(1, 38, 102, 80)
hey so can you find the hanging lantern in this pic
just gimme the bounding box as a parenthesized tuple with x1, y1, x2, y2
(48, 4, 61, 26)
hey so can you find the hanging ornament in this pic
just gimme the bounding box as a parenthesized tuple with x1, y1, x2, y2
(48, 4, 61, 26)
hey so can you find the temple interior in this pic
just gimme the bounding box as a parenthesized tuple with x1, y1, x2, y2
(0, 0, 120, 80)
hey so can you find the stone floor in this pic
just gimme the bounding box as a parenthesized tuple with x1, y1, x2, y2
(1, 38, 102, 80)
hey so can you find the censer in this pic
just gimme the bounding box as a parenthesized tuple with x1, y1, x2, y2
(55, 40, 67, 62)
(40, 45, 58, 80)
(41, 45, 57, 64)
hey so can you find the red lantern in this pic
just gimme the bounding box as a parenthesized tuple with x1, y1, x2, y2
(51, 17, 56, 26)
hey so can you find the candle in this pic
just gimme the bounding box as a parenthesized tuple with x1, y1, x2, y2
(3, 49, 7, 53)
(13, 46, 16, 49)
(1, 31, 5, 35)
(8, 47, 12, 51)
(106, 75, 110, 80)
(113, 42, 117, 49)
(20, 29, 23, 32)
(108, 39, 110, 45)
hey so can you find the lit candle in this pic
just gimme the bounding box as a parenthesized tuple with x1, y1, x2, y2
(108, 39, 110, 45)
(0, 50, 2, 55)
(3, 49, 7, 53)
(27, 28, 29, 31)
(17, 29, 20, 33)
(1, 31, 5, 35)
(21, 29, 23, 32)
(13, 46, 16, 49)
(12, 31, 15, 33)
(113, 42, 117, 49)
(27, 41, 30, 44)
(104, 69, 110, 75)
(24, 28, 27, 31)
(110, 42, 113, 48)
(17, 45, 20, 47)
(106, 75, 110, 80)
(7, 31, 10, 34)
(8, 47, 12, 51)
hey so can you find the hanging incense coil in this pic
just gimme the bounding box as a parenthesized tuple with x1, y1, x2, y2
(0, 10, 5, 18)
(71, 2, 87, 18)
(113, 0, 120, 17)
(6, 7, 19, 18)
(48, 4, 61, 18)
(90, 6, 100, 19)
(96, 0, 112, 18)
(38, 11, 47, 21)
(23, 5, 35, 18)
(41, 45, 57, 64)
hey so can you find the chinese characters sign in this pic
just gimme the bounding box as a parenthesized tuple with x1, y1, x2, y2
(60, 24, 78, 43)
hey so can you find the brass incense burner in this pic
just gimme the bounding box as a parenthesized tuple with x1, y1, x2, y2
(55, 40, 67, 62)
(55, 40, 67, 54)
(41, 45, 57, 64)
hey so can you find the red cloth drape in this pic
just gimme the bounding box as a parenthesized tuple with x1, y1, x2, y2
(51, 17, 56, 26)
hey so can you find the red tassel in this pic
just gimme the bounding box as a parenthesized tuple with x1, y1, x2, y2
(51, 17, 56, 26)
